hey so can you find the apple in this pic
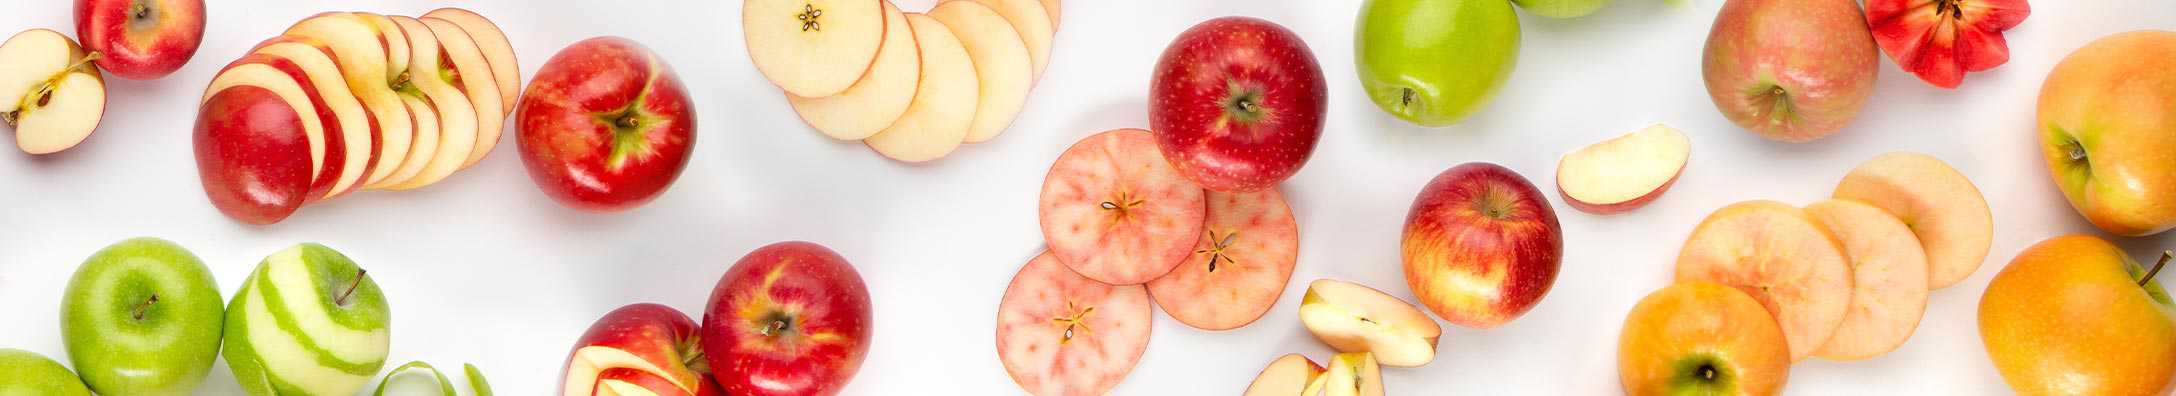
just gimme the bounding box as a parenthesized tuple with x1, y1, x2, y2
(701, 241, 872, 396)
(1702, 0, 1878, 142)
(964, 0, 1055, 80)
(1243, 354, 1323, 396)
(1833, 152, 1992, 289)
(1355, 0, 1519, 127)
(996, 252, 1153, 396)
(204, 54, 341, 202)
(562, 303, 721, 396)
(73, 0, 204, 80)
(0, 349, 92, 395)
(1148, 16, 1325, 193)
(222, 243, 390, 396)
(1676, 200, 1852, 362)
(2037, 31, 2176, 237)
(193, 85, 312, 225)
(60, 238, 223, 396)
(247, 38, 379, 200)
(0, 28, 106, 155)
(1981, 235, 2176, 395)
(931, 0, 1032, 144)
(787, 2, 917, 141)
(285, 12, 417, 186)
(1865, 0, 2029, 88)
(516, 36, 696, 212)
(374, 361, 493, 395)
(1146, 189, 1300, 331)
(1402, 162, 1562, 329)
(743, 0, 884, 98)
(860, 13, 975, 163)
(1298, 279, 1442, 367)
(1298, 352, 1384, 396)
(1038, 128, 1206, 285)
(1804, 199, 1928, 361)
(1556, 124, 1689, 215)
(1512, 0, 1612, 18)
(1617, 281, 1791, 396)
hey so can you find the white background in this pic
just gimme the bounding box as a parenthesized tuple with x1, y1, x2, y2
(2, 0, 2173, 394)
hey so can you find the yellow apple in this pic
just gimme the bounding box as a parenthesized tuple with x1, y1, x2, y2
(2037, 30, 2176, 237)
(1980, 235, 2176, 395)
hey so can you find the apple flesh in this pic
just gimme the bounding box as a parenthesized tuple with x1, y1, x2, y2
(74, 0, 205, 80)
(1403, 162, 1562, 329)
(743, 0, 885, 98)
(860, 13, 975, 163)
(787, 2, 917, 141)
(516, 36, 696, 212)
(563, 303, 721, 396)
(1556, 124, 1688, 215)
(2037, 31, 2176, 237)
(996, 252, 1153, 396)
(1512, 0, 1613, 18)
(1702, 0, 1878, 142)
(1298, 279, 1442, 367)
(0, 349, 92, 395)
(1675, 200, 1853, 362)
(1149, 16, 1326, 193)
(1832, 152, 1992, 289)
(1866, 0, 2029, 89)
(61, 238, 224, 396)
(1617, 281, 1791, 396)
(1038, 128, 1206, 285)
(965, 0, 1055, 80)
(701, 241, 872, 396)
(1146, 189, 1301, 331)
(1243, 354, 1323, 396)
(221, 243, 390, 396)
(1980, 235, 2176, 395)
(0, 28, 107, 155)
(931, 0, 1032, 144)
(1355, 0, 1520, 127)
(1805, 199, 1929, 361)
(422, 8, 521, 115)
(1299, 352, 1384, 396)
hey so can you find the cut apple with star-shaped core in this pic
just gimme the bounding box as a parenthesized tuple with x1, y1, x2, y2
(1244, 353, 1324, 396)
(1298, 279, 1442, 367)
(1806, 198, 1929, 361)
(1557, 124, 1689, 215)
(1833, 152, 1992, 290)
(863, 13, 977, 162)
(1147, 189, 1300, 331)
(788, 2, 917, 141)
(1039, 128, 1207, 285)
(931, 0, 1033, 143)
(745, 0, 886, 98)
(996, 252, 1153, 396)
(0, 28, 106, 155)
(1676, 200, 1853, 362)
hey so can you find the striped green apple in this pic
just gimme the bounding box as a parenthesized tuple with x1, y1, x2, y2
(220, 243, 390, 396)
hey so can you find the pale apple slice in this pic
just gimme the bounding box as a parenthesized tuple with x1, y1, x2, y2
(863, 14, 977, 162)
(287, 13, 416, 186)
(1297, 279, 1442, 367)
(964, 0, 1054, 81)
(421, 17, 506, 169)
(930, 0, 1033, 144)
(1675, 200, 1854, 362)
(382, 16, 478, 191)
(1147, 189, 1299, 331)
(1557, 124, 1689, 214)
(1039, 128, 1207, 285)
(422, 8, 519, 112)
(217, 55, 349, 202)
(351, 12, 410, 78)
(1832, 152, 1993, 290)
(996, 252, 1153, 396)
(253, 39, 380, 200)
(1806, 199, 1930, 361)
(744, 0, 886, 98)
(0, 29, 105, 155)
(1040, 0, 1061, 28)
(203, 62, 328, 191)
(786, 2, 917, 141)
(1243, 354, 1324, 396)
(371, 95, 441, 189)
(1298, 352, 1384, 396)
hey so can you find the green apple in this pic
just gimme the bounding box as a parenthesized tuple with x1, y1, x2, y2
(222, 243, 390, 396)
(59, 237, 223, 396)
(1513, 0, 1613, 18)
(0, 349, 92, 396)
(1356, 0, 1520, 127)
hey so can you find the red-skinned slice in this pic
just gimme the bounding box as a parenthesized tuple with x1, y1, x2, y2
(1865, 0, 2030, 88)
(1675, 200, 1854, 362)
(194, 86, 311, 225)
(419, 17, 507, 169)
(202, 57, 338, 201)
(1039, 128, 1208, 285)
(250, 37, 381, 200)
(593, 368, 724, 396)
(1146, 189, 1300, 331)
(996, 252, 1153, 396)
(422, 8, 520, 113)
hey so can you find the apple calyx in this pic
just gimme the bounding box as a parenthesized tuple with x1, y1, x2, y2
(1196, 230, 1239, 272)
(1099, 191, 1148, 220)
(128, 2, 154, 26)
(1747, 85, 1796, 127)
(1220, 81, 1269, 125)
(592, 99, 667, 171)
(1676, 354, 1724, 385)
(130, 293, 160, 321)
(1051, 301, 1095, 344)
(3, 52, 101, 127)
(336, 268, 368, 306)
(2141, 251, 2173, 287)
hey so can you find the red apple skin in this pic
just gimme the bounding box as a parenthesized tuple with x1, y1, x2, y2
(1865, 0, 2029, 89)
(563, 303, 723, 396)
(1148, 16, 1326, 193)
(516, 36, 696, 212)
(1403, 162, 1564, 329)
(224, 53, 348, 202)
(702, 241, 873, 396)
(1556, 171, 1681, 215)
(193, 86, 311, 225)
(74, 0, 205, 80)
(1702, 0, 1878, 142)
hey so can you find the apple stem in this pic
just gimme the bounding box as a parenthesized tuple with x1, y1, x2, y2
(1400, 88, 1415, 109)
(616, 115, 639, 129)
(2143, 251, 2173, 287)
(2066, 142, 2088, 162)
(130, 3, 149, 20)
(337, 269, 367, 306)
(131, 293, 159, 321)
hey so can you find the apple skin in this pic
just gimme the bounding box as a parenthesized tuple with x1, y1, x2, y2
(516, 36, 696, 212)
(1356, 0, 1520, 127)
(1402, 162, 1562, 329)
(1617, 281, 1791, 396)
(702, 241, 872, 396)
(1512, 0, 1613, 19)
(2037, 31, 2176, 237)
(74, 0, 205, 80)
(0, 349, 93, 395)
(564, 303, 723, 396)
(1148, 16, 1326, 193)
(193, 85, 312, 225)
(60, 237, 223, 396)
(1980, 235, 2176, 395)
(1701, 0, 1878, 142)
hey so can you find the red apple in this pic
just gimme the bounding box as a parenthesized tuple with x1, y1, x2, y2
(702, 241, 872, 396)
(192, 86, 310, 225)
(1866, 0, 2029, 89)
(561, 303, 723, 396)
(74, 0, 204, 80)
(1402, 162, 1563, 329)
(1148, 16, 1326, 193)
(516, 36, 695, 212)
(1702, 0, 1879, 142)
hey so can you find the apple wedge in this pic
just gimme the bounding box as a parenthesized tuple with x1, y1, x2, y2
(930, 0, 1033, 143)
(1806, 199, 1929, 361)
(744, 0, 886, 98)
(1832, 152, 1993, 290)
(382, 16, 478, 191)
(964, 0, 1054, 80)
(1298, 352, 1384, 396)
(864, 14, 977, 162)
(1147, 189, 1299, 331)
(1039, 128, 1207, 285)
(1298, 279, 1442, 367)
(1676, 200, 1853, 362)
(0, 28, 105, 155)
(1244, 354, 1324, 396)
(787, 2, 917, 141)
(286, 13, 416, 186)
(194, 86, 312, 225)
(203, 60, 329, 194)
(422, 8, 520, 113)
(251, 38, 380, 200)
(996, 252, 1153, 396)
(1557, 124, 1689, 215)
(421, 17, 506, 169)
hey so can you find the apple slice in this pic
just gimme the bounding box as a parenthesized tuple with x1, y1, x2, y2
(421, 17, 506, 169)
(996, 252, 1153, 396)
(1298, 279, 1442, 367)
(0, 28, 105, 155)
(1039, 128, 1207, 285)
(1298, 352, 1384, 396)
(1556, 124, 1689, 214)
(744, 0, 885, 98)
(203, 61, 329, 193)
(1243, 354, 1324, 396)
(422, 8, 520, 113)
(864, 14, 977, 162)
(1832, 152, 1993, 290)
(382, 16, 478, 191)
(286, 13, 416, 186)
(1806, 199, 1930, 361)
(373, 95, 441, 189)
(1675, 200, 1853, 362)
(194, 86, 312, 225)
(1146, 189, 1299, 331)
(787, 2, 917, 141)
(1041, 0, 1061, 28)
(252, 38, 380, 200)
(351, 12, 410, 77)
(930, 0, 1033, 144)
(964, 0, 1054, 81)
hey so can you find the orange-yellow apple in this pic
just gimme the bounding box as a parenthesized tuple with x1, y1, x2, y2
(2036, 30, 2176, 237)
(1833, 152, 1992, 290)
(1298, 279, 1441, 367)
(0, 28, 106, 154)
(1675, 200, 1852, 362)
(1556, 124, 1689, 215)
(1617, 281, 1791, 396)
(1980, 235, 2176, 395)
(1402, 162, 1562, 329)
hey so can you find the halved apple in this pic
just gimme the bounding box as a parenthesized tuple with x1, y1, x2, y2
(420, 17, 506, 169)
(202, 61, 328, 193)
(1557, 124, 1689, 214)
(930, 0, 1033, 143)
(1146, 189, 1300, 331)
(252, 38, 380, 200)
(286, 13, 416, 186)
(996, 252, 1153, 396)
(965, 0, 1055, 80)
(787, 2, 917, 141)
(863, 14, 977, 162)
(744, 0, 886, 98)
(1675, 200, 1854, 362)
(212, 55, 347, 202)
(0, 28, 105, 155)
(1297, 279, 1442, 367)
(1832, 152, 1993, 290)
(194, 86, 312, 225)
(1298, 352, 1384, 396)
(382, 16, 478, 191)
(1806, 198, 1929, 361)
(422, 8, 519, 112)
(1244, 354, 1324, 396)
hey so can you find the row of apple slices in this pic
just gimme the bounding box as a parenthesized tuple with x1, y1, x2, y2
(194, 9, 519, 225)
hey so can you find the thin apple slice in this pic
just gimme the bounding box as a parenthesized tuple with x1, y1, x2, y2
(1041, 0, 1061, 28)
(383, 16, 478, 191)
(930, 0, 1033, 144)
(1675, 200, 1853, 362)
(863, 14, 977, 162)
(744, 0, 886, 98)
(1039, 128, 1207, 285)
(1244, 354, 1324, 396)
(372, 95, 441, 189)
(421, 17, 506, 169)
(1297, 279, 1442, 367)
(996, 252, 1152, 396)
(963, 0, 1054, 81)
(286, 13, 416, 186)
(422, 8, 519, 113)
(215, 55, 348, 202)
(0, 29, 105, 155)
(1298, 352, 1384, 396)
(253, 38, 379, 200)
(1556, 124, 1689, 214)
(351, 12, 410, 77)
(1806, 199, 1929, 361)
(203, 61, 328, 193)
(194, 86, 312, 225)
(1832, 152, 1993, 290)
(787, 2, 917, 141)
(1147, 189, 1299, 331)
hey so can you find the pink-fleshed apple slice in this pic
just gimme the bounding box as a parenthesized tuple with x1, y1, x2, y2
(787, 2, 917, 141)
(383, 16, 479, 191)
(863, 14, 976, 162)
(1556, 124, 1689, 215)
(251, 38, 380, 200)
(286, 13, 416, 186)
(1675, 200, 1854, 362)
(421, 17, 506, 169)
(194, 86, 312, 225)
(1243, 353, 1323, 396)
(422, 8, 520, 113)
(744, 0, 886, 98)
(202, 60, 328, 192)
(1039, 128, 1208, 285)
(214, 54, 348, 202)
(1832, 152, 1993, 290)
(964, 0, 1054, 80)
(1805, 198, 1930, 361)
(930, 0, 1033, 144)
(996, 252, 1153, 396)
(1146, 189, 1299, 331)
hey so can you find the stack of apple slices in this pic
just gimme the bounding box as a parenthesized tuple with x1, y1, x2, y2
(746, 0, 1059, 162)
(192, 8, 520, 225)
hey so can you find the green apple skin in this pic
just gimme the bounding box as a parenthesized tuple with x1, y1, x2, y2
(0, 349, 92, 396)
(1356, 0, 1521, 127)
(59, 237, 224, 396)
(1512, 0, 1614, 18)
(222, 243, 390, 396)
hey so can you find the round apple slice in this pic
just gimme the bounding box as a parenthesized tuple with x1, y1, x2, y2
(252, 39, 380, 201)
(1832, 152, 1992, 290)
(1146, 189, 1299, 330)
(967, 0, 1054, 81)
(787, 2, 916, 141)
(744, 0, 885, 98)
(370, 96, 440, 190)
(420, 17, 507, 169)
(930, 0, 1033, 144)
(286, 12, 416, 187)
(383, 16, 479, 191)
(863, 14, 976, 162)
(422, 8, 520, 113)
(996, 252, 1153, 396)
(1806, 199, 1929, 361)
(1039, 128, 1208, 285)
(1675, 200, 1852, 362)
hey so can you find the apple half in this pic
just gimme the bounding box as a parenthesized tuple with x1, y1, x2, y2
(0, 28, 106, 155)
(1297, 279, 1442, 367)
(1038, 128, 1207, 285)
(1556, 124, 1688, 214)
